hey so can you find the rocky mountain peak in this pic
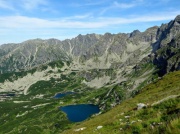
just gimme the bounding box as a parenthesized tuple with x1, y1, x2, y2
(130, 30, 141, 37)
(175, 15, 180, 23)
(155, 15, 180, 48)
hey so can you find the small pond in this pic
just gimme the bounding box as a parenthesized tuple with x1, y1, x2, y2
(0, 93, 15, 97)
(54, 92, 74, 99)
(60, 104, 100, 122)
(7, 93, 15, 97)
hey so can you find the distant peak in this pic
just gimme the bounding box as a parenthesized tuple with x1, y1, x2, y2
(132, 30, 141, 34)
(77, 34, 86, 38)
(130, 30, 141, 37)
(175, 15, 180, 23)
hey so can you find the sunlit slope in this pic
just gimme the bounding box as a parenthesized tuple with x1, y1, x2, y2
(62, 71, 180, 134)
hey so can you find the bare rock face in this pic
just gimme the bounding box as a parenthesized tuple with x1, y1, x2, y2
(0, 39, 69, 73)
(150, 15, 180, 76)
(175, 15, 180, 23)
(129, 30, 141, 38)
(152, 15, 180, 76)
(156, 15, 180, 48)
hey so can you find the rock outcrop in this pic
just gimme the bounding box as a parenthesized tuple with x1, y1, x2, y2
(152, 16, 180, 76)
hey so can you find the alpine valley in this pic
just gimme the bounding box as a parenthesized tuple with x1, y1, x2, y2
(0, 15, 180, 134)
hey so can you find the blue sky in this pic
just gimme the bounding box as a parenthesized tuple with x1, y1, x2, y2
(0, 0, 180, 44)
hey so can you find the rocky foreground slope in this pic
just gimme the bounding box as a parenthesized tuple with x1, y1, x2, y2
(0, 15, 179, 133)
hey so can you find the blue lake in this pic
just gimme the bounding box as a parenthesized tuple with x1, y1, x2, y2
(54, 92, 74, 99)
(60, 104, 100, 122)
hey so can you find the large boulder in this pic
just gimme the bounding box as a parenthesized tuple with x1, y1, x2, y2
(137, 103, 146, 110)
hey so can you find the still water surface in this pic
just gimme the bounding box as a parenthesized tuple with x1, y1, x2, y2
(60, 104, 100, 122)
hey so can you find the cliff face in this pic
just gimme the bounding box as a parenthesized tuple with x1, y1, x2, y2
(152, 15, 180, 76)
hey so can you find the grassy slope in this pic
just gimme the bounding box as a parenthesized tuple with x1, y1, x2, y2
(0, 62, 120, 133)
(62, 71, 180, 134)
(0, 61, 83, 134)
(0, 60, 179, 134)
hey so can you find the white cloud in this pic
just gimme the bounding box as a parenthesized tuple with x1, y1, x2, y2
(20, 0, 48, 10)
(0, 11, 179, 44)
(113, 1, 136, 8)
(71, 1, 107, 7)
(64, 13, 93, 20)
(0, 0, 51, 12)
(0, 11, 179, 30)
(100, 1, 136, 15)
(0, 0, 15, 10)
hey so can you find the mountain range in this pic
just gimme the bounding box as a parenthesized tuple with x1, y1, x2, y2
(0, 15, 179, 134)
